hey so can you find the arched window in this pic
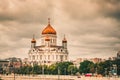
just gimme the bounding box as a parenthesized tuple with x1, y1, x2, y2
(40, 55, 42, 60)
(37, 55, 38, 59)
(32, 55, 35, 60)
(65, 55, 67, 60)
(61, 49, 63, 52)
(48, 55, 50, 60)
(29, 56, 31, 60)
(56, 55, 58, 60)
(53, 39, 54, 43)
(50, 39, 52, 43)
(44, 55, 46, 60)
(53, 55, 54, 60)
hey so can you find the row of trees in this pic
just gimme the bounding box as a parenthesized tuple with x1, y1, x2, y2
(79, 59, 120, 76)
(15, 62, 78, 75)
(5, 59, 120, 76)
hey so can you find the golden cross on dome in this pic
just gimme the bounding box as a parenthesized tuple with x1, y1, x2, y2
(48, 18, 50, 24)
(64, 34, 66, 39)
(33, 34, 35, 39)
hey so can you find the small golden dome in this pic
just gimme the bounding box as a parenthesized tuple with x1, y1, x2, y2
(31, 34, 36, 43)
(62, 39, 67, 43)
(62, 35, 67, 43)
(31, 39, 36, 43)
(42, 18, 56, 35)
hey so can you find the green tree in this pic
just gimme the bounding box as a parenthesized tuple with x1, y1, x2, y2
(97, 62, 105, 75)
(68, 65, 78, 75)
(48, 64, 57, 75)
(96, 60, 114, 76)
(79, 60, 94, 74)
(113, 59, 120, 75)
(18, 66, 33, 75)
(43, 65, 49, 74)
(56, 62, 73, 75)
(89, 63, 95, 73)
(32, 65, 42, 74)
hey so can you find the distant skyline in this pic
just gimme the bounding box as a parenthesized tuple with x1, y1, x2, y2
(0, 0, 120, 60)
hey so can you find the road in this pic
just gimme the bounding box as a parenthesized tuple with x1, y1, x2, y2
(0, 75, 120, 80)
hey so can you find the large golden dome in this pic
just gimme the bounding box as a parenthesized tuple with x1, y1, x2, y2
(42, 18, 56, 35)
(42, 24, 56, 35)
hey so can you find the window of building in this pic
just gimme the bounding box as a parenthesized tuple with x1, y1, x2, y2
(50, 39, 52, 43)
(53, 39, 54, 43)
(48, 55, 50, 60)
(53, 55, 54, 60)
(60, 55, 63, 61)
(56, 55, 58, 60)
(42, 39, 44, 44)
(44, 55, 46, 60)
(65, 55, 67, 60)
(32, 55, 35, 60)
(37, 55, 38, 59)
(40, 55, 42, 60)
(29, 56, 31, 60)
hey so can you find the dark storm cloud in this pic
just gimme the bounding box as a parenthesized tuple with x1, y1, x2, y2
(95, 0, 120, 20)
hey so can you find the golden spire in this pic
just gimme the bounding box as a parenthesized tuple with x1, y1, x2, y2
(48, 18, 50, 24)
(62, 34, 67, 43)
(31, 34, 36, 43)
(33, 34, 35, 39)
(42, 18, 56, 35)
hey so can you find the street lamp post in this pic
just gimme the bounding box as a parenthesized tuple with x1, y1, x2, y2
(13, 65, 15, 80)
(109, 71, 112, 77)
(109, 66, 112, 77)
(42, 54, 45, 80)
(64, 68, 66, 75)
(71, 68, 72, 75)
(58, 67, 60, 80)
(42, 64, 44, 80)
(95, 68, 97, 75)
(112, 64, 117, 77)
(42, 63, 44, 75)
(105, 68, 107, 77)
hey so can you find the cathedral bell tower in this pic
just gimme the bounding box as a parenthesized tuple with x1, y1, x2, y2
(62, 35, 67, 49)
(31, 35, 36, 48)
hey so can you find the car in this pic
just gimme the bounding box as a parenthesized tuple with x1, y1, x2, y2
(85, 73, 92, 77)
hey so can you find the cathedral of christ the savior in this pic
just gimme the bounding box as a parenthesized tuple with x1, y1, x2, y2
(28, 19, 69, 66)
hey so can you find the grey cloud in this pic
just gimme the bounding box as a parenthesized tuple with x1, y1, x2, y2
(0, 0, 119, 59)
(60, 0, 100, 20)
(94, 0, 120, 20)
(60, 0, 120, 22)
(0, 0, 54, 23)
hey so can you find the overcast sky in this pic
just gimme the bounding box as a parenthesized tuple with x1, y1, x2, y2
(0, 0, 120, 60)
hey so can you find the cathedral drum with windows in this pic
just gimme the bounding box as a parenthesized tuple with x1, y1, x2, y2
(28, 19, 69, 66)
